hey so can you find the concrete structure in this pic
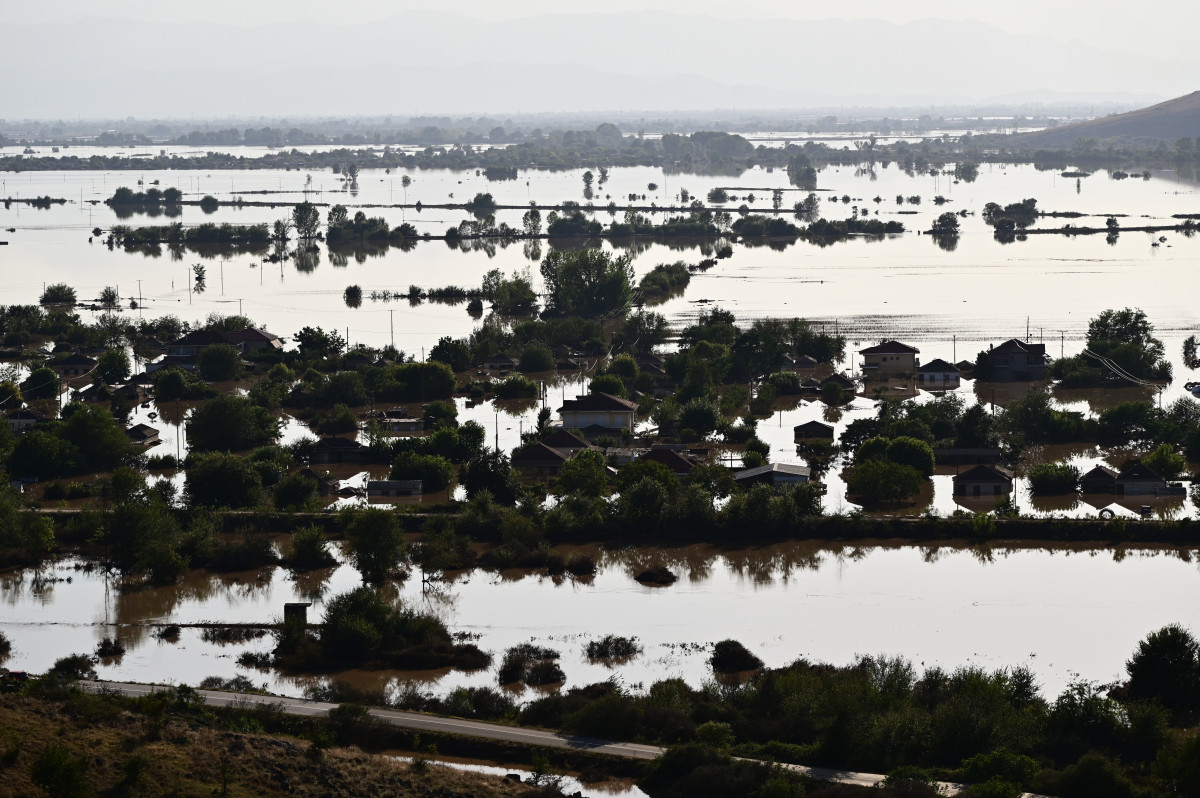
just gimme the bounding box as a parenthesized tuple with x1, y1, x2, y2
(1115, 463, 1167, 496)
(636, 446, 696, 477)
(1080, 465, 1118, 493)
(541, 427, 593, 455)
(559, 392, 637, 433)
(511, 442, 570, 478)
(794, 420, 835, 441)
(126, 423, 161, 446)
(309, 437, 367, 465)
(367, 480, 423, 499)
(734, 462, 812, 486)
(859, 341, 920, 378)
(917, 358, 961, 389)
(5, 408, 45, 433)
(984, 339, 1048, 382)
(50, 352, 96, 378)
(952, 465, 1014, 497)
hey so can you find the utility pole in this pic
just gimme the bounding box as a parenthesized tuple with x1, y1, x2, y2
(136, 279, 142, 312)
(952, 334, 956, 362)
(238, 298, 243, 316)
(389, 309, 394, 348)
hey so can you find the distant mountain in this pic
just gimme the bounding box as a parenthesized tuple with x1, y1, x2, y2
(2, 13, 1195, 118)
(1012, 91, 1200, 147)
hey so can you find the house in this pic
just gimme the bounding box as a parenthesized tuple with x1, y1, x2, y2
(50, 352, 97, 378)
(5, 407, 45, 433)
(166, 329, 242, 357)
(541, 427, 592, 455)
(821, 373, 857, 392)
(113, 383, 149, 403)
(296, 467, 339, 496)
(221, 327, 283, 352)
(559, 392, 638, 433)
(126, 423, 161, 446)
(933, 448, 1003, 466)
(735, 462, 812, 486)
(786, 354, 820, 371)
(636, 446, 696, 477)
(73, 383, 108, 403)
(952, 464, 1014, 497)
(1080, 465, 1118, 493)
(794, 420, 835, 441)
(145, 355, 199, 375)
(984, 339, 1048, 381)
(309, 437, 367, 465)
(1115, 462, 1167, 496)
(860, 341, 920, 378)
(341, 351, 374, 369)
(917, 358, 961, 389)
(511, 442, 570, 478)
(955, 360, 975, 377)
(372, 407, 424, 435)
(367, 480, 423, 500)
(480, 353, 518, 371)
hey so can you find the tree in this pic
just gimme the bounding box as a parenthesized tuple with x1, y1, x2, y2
(39, 283, 76, 306)
(197, 343, 243, 382)
(460, 449, 520, 504)
(679, 397, 719, 436)
(292, 201, 321, 239)
(390, 451, 454, 492)
(60, 403, 137, 473)
(429, 336, 472, 372)
(1126, 624, 1200, 721)
(1143, 443, 1186, 480)
(342, 508, 406, 584)
(186, 395, 279, 452)
(846, 459, 923, 505)
(931, 212, 960, 236)
(274, 471, 319, 512)
(343, 284, 363, 309)
(95, 349, 130, 384)
(1086, 308, 1168, 380)
(518, 343, 555, 373)
(295, 326, 346, 359)
(540, 250, 634, 317)
(522, 208, 542, 236)
(184, 452, 265, 508)
(327, 204, 349, 234)
(21, 366, 61, 400)
(886, 436, 935, 477)
(99, 286, 120, 308)
(557, 449, 608, 497)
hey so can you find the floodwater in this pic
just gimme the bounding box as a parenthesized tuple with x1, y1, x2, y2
(3, 157, 1198, 516)
(1, 542, 1198, 701)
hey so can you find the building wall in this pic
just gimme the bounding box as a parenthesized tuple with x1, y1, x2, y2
(864, 353, 916, 377)
(561, 410, 633, 430)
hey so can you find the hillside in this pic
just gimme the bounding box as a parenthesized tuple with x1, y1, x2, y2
(1014, 90, 1200, 147)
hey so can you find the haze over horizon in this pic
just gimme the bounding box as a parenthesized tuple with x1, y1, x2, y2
(4, 0, 1196, 119)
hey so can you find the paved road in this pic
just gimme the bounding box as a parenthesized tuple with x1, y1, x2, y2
(94, 680, 1055, 796)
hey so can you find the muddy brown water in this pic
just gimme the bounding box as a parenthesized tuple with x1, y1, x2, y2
(2, 541, 1198, 701)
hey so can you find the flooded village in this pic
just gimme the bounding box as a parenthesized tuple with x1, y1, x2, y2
(2, 4, 1200, 795)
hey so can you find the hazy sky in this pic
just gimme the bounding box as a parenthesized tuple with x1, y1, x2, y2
(11, 0, 1199, 61)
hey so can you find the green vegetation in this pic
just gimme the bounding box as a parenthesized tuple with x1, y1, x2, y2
(540, 250, 634, 317)
(1027, 463, 1081, 495)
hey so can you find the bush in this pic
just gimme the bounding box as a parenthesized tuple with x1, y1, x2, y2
(495, 375, 538, 399)
(518, 343, 555, 372)
(498, 644, 563, 686)
(1027, 462, 1081, 495)
(710, 639, 763, 673)
(586, 635, 642, 662)
(286, 525, 337, 569)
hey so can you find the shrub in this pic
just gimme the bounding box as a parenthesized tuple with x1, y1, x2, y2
(518, 343, 555, 372)
(286, 525, 337, 569)
(710, 639, 763, 673)
(1027, 463, 1081, 495)
(586, 635, 642, 661)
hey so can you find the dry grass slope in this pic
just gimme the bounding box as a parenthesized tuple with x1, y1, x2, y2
(1014, 90, 1200, 147)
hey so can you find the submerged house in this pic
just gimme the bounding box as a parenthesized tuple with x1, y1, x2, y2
(952, 464, 1014, 497)
(1115, 463, 1167, 496)
(1080, 465, 1118, 494)
(860, 341, 920, 378)
(983, 339, 1048, 382)
(125, 423, 161, 447)
(735, 462, 812, 487)
(917, 359, 961, 389)
(511, 442, 570, 478)
(559, 392, 638, 434)
(794, 420, 835, 441)
(309, 437, 367, 465)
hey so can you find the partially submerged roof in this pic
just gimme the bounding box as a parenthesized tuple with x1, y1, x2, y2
(991, 339, 1047, 357)
(735, 462, 812, 481)
(511, 442, 570, 465)
(559, 392, 638, 413)
(918, 358, 960, 373)
(541, 427, 592, 450)
(952, 464, 1014, 483)
(860, 340, 920, 355)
